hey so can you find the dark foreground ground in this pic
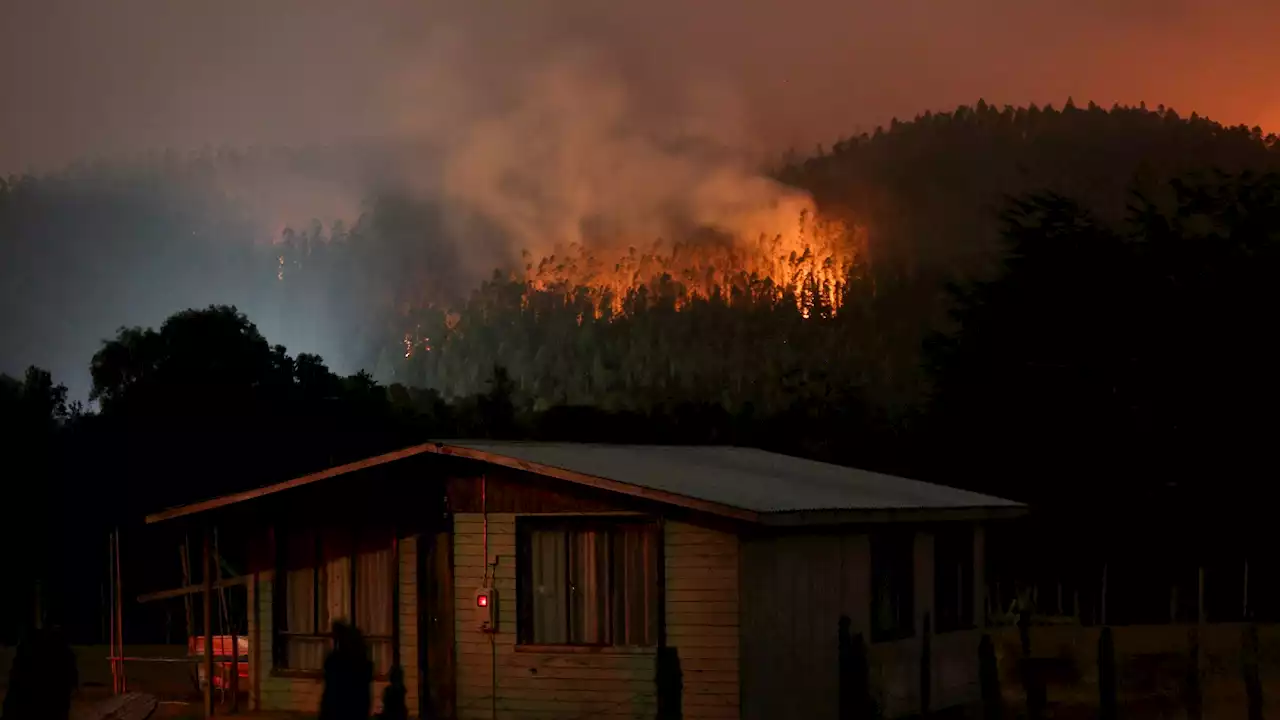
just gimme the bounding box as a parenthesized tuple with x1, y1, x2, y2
(4, 628, 1280, 718)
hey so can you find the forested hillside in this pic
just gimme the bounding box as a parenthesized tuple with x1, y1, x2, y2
(4, 102, 1278, 416)
(360, 102, 1280, 412)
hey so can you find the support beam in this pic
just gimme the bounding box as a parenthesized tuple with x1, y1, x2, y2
(230, 623, 240, 714)
(137, 576, 250, 604)
(204, 526, 214, 719)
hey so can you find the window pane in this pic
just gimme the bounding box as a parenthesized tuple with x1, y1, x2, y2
(285, 567, 315, 634)
(286, 636, 328, 672)
(530, 530, 568, 644)
(320, 555, 351, 629)
(934, 528, 974, 633)
(569, 530, 610, 644)
(356, 545, 394, 675)
(872, 531, 915, 642)
(519, 520, 659, 648)
(613, 525, 658, 646)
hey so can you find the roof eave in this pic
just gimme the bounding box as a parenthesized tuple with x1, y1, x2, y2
(759, 504, 1028, 527)
(146, 441, 761, 525)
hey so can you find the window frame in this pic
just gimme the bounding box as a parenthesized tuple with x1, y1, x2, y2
(271, 525, 397, 678)
(515, 516, 663, 650)
(870, 529, 916, 643)
(933, 526, 976, 633)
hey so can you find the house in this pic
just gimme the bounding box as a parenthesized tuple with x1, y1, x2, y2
(144, 441, 1024, 719)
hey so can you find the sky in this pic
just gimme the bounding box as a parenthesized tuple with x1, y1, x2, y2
(2, 0, 1278, 176)
(2, 0, 1278, 398)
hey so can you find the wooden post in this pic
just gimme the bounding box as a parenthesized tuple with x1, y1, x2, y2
(230, 620, 240, 713)
(920, 613, 932, 718)
(1186, 627, 1202, 720)
(979, 634, 1001, 720)
(108, 533, 117, 695)
(1197, 565, 1206, 626)
(392, 534, 401, 669)
(204, 525, 214, 719)
(1098, 626, 1117, 720)
(1100, 563, 1108, 626)
(1242, 560, 1250, 620)
(34, 579, 43, 630)
(1243, 623, 1263, 720)
(115, 529, 125, 692)
(181, 540, 194, 647)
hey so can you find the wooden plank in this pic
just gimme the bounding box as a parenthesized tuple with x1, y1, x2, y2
(679, 669, 739, 684)
(666, 645, 738, 659)
(664, 535, 740, 548)
(136, 575, 251, 603)
(146, 443, 441, 523)
(426, 530, 456, 720)
(666, 634, 739, 648)
(457, 676, 656, 692)
(435, 445, 759, 522)
(666, 590, 735, 603)
(453, 685, 656, 702)
(678, 657, 738, 672)
(666, 624, 740, 637)
(665, 613, 739, 628)
(666, 601, 738, 615)
(492, 697, 657, 711)
(664, 545, 738, 559)
(507, 653, 656, 671)
(665, 556, 739, 570)
(202, 526, 213, 719)
(665, 576, 739, 592)
(457, 665, 657, 682)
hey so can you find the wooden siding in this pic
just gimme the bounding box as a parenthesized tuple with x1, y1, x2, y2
(453, 513, 742, 720)
(447, 468, 649, 514)
(664, 520, 741, 720)
(247, 536, 420, 716)
(453, 512, 658, 720)
(741, 526, 986, 720)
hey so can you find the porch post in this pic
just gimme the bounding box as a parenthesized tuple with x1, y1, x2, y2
(204, 524, 215, 718)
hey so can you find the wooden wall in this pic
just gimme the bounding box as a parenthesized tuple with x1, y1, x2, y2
(740, 525, 986, 720)
(454, 512, 657, 720)
(246, 534, 420, 715)
(452, 513, 742, 720)
(664, 520, 741, 720)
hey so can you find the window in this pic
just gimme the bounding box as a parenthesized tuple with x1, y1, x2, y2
(275, 528, 394, 675)
(871, 530, 915, 642)
(934, 527, 975, 632)
(517, 519, 659, 647)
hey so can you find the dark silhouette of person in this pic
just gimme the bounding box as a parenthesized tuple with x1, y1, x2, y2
(378, 665, 408, 720)
(319, 621, 373, 720)
(2, 626, 78, 720)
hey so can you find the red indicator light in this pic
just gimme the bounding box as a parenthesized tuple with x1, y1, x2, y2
(477, 594, 489, 608)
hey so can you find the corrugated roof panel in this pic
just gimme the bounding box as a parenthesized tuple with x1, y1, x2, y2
(445, 441, 1020, 513)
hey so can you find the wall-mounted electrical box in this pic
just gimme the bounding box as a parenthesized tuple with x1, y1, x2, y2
(475, 587, 498, 632)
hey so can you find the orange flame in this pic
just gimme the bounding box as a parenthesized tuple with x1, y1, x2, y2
(520, 209, 863, 318)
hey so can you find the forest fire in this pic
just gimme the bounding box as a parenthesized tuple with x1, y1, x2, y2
(519, 209, 864, 320)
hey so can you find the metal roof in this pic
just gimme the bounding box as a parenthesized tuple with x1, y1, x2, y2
(147, 440, 1023, 525)
(447, 441, 1021, 514)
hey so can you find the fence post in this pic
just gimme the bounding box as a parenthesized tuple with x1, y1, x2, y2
(838, 616, 874, 720)
(1099, 626, 1117, 720)
(657, 646, 683, 720)
(920, 613, 932, 718)
(1185, 627, 1202, 720)
(1243, 623, 1263, 720)
(1017, 602, 1043, 720)
(979, 633, 1001, 720)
